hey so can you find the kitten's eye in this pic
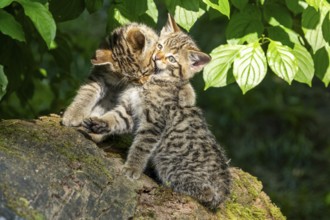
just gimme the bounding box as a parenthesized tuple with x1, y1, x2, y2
(157, 44, 163, 50)
(167, 56, 176, 63)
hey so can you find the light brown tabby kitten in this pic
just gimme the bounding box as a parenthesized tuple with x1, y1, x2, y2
(84, 15, 231, 210)
(61, 23, 158, 127)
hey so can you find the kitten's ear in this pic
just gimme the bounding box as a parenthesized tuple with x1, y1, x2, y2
(127, 28, 145, 51)
(91, 49, 113, 65)
(188, 50, 211, 73)
(161, 13, 181, 35)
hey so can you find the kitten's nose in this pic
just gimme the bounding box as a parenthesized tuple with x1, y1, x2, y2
(153, 52, 164, 61)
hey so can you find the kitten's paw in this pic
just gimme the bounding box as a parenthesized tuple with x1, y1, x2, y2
(122, 165, 142, 180)
(82, 117, 110, 134)
(201, 184, 215, 202)
(61, 115, 85, 127)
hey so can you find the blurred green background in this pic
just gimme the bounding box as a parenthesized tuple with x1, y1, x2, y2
(1, 1, 330, 219)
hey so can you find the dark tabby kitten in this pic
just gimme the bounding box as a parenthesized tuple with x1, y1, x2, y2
(84, 15, 231, 209)
(61, 23, 158, 127)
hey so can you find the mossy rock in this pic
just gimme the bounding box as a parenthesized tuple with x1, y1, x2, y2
(0, 115, 285, 219)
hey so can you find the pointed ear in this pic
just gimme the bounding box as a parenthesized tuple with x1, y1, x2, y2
(161, 13, 181, 35)
(188, 50, 211, 73)
(127, 28, 145, 51)
(91, 49, 113, 65)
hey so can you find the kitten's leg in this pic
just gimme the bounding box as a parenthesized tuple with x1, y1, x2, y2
(123, 122, 164, 179)
(82, 105, 134, 142)
(62, 79, 105, 127)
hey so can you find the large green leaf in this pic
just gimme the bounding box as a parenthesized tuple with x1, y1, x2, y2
(0, 9, 25, 42)
(233, 42, 267, 94)
(17, 0, 56, 48)
(322, 11, 330, 43)
(293, 44, 315, 86)
(0, 65, 8, 101)
(302, 6, 327, 53)
(264, 3, 293, 28)
(49, 0, 85, 22)
(267, 41, 298, 84)
(165, 0, 205, 31)
(144, 0, 158, 25)
(203, 44, 243, 89)
(285, 0, 304, 14)
(107, 5, 131, 32)
(202, 0, 230, 18)
(267, 25, 302, 47)
(314, 45, 330, 86)
(122, 0, 148, 18)
(226, 5, 264, 43)
(85, 0, 103, 14)
(231, 0, 248, 10)
(0, 0, 13, 8)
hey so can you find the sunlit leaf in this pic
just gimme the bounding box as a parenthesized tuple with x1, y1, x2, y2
(0, 65, 8, 100)
(17, 0, 56, 48)
(203, 44, 243, 89)
(166, 0, 205, 31)
(293, 44, 314, 86)
(302, 6, 327, 53)
(0, 9, 25, 42)
(267, 41, 298, 84)
(233, 42, 267, 94)
(202, 0, 230, 18)
(305, 0, 322, 10)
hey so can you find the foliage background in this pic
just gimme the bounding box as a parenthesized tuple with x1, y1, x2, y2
(0, 0, 330, 219)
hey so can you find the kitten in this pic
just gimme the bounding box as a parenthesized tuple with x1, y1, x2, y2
(61, 23, 158, 127)
(84, 15, 231, 210)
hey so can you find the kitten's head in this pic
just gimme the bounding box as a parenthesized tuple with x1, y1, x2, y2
(91, 23, 158, 84)
(152, 14, 211, 82)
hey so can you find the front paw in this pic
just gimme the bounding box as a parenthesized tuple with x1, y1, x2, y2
(61, 114, 85, 127)
(82, 117, 110, 134)
(122, 165, 142, 180)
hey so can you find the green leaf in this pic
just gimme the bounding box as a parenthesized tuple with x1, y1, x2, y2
(306, 0, 322, 10)
(231, 0, 248, 10)
(122, 0, 148, 18)
(233, 42, 267, 94)
(267, 25, 302, 47)
(0, 0, 13, 8)
(85, 0, 103, 14)
(202, 0, 230, 18)
(0, 9, 25, 42)
(264, 3, 293, 28)
(293, 44, 315, 86)
(203, 44, 243, 89)
(49, 0, 85, 22)
(107, 6, 131, 32)
(0, 65, 8, 101)
(166, 0, 205, 31)
(314, 45, 330, 86)
(267, 41, 298, 84)
(144, 0, 158, 25)
(322, 11, 330, 43)
(16, 0, 56, 48)
(226, 5, 264, 43)
(285, 0, 304, 14)
(302, 6, 327, 53)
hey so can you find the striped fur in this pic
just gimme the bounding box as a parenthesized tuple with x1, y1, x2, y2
(61, 23, 158, 127)
(83, 15, 231, 210)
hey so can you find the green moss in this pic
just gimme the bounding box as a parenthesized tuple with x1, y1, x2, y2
(221, 202, 268, 220)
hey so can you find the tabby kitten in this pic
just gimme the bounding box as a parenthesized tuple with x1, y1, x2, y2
(61, 23, 158, 127)
(84, 15, 231, 209)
